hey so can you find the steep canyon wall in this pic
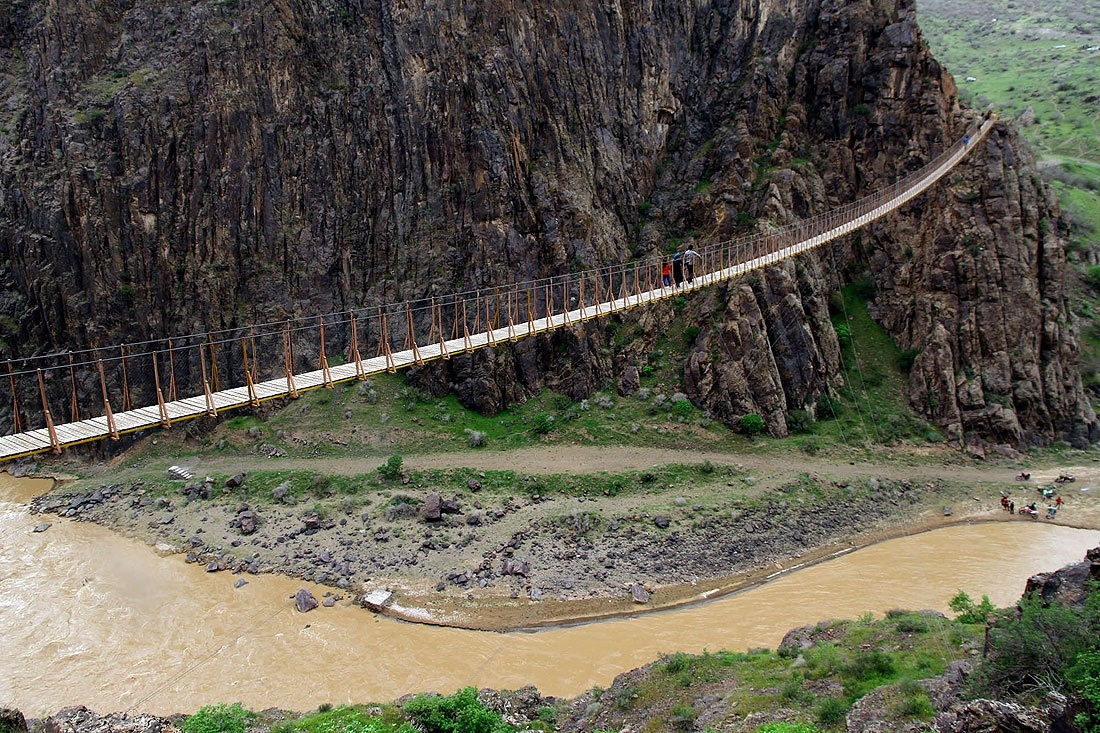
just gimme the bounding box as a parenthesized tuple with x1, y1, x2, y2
(0, 0, 1093, 446)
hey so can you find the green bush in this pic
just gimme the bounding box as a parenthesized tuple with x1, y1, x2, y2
(1068, 649, 1100, 732)
(183, 703, 256, 733)
(664, 651, 692, 674)
(1088, 266, 1100, 291)
(740, 413, 766, 436)
(834, 322, 852, 348)
(668, 703, 697, 730)
(817, 395, 843, 419)
(948, 590, 996, 624)
(532, 412, 556, 435)
(893, 615, 930, 634)
(847, 649, 894, 678)
(787, 409, 814, 434)
(851, 276, 875, 301)
(894, 691, 934, 719)
(378, 455, 404, 480)
(402, 687, 513, 733)
(815, 697, 849, 727)
(966, 591, 1092, 699)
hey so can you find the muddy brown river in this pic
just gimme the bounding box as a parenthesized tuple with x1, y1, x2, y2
(2, 473, 1097, 717)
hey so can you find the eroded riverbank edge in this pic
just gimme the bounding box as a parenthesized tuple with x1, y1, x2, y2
(368, 509, 1100, 632)
(13, 449, 1100, 633)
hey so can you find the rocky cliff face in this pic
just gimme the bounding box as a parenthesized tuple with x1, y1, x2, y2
(0, 0, 1094, 447)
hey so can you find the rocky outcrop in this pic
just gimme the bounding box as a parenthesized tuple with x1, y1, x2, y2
(1023, 544, 1100, 608)
(0, 0, 1092, 446)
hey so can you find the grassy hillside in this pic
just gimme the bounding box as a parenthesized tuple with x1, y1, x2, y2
(918, 0, 1100, 396)
(917, 0, 1099, 163)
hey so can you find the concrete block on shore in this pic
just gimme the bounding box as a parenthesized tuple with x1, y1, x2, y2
(361, 589, 394, 612)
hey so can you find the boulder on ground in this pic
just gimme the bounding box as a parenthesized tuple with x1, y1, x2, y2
(423, 494, 443, 521)
(295, 588, 318, 612)
(502, 558, 530, 577)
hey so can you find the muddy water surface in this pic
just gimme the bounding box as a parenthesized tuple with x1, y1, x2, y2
(2, 473, 1097, 717)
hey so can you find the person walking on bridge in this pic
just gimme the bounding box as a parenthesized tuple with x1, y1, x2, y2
(683, 246, 702, 284)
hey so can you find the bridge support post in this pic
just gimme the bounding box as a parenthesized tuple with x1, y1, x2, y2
(120, 345, 132, 412)
(350, 312, 366, 379)
(152, 352, 172, 428)
(319, 315, 334, 387)
(240, 339, 259, 408)
(283, 322, 299, 398)
(68, 352, 80, 424)
(37, 368, 61, 454)
(6, 361, 24, 434)
(506, 290, 517, 341)
(199, 347, 217, 417)
(167, 339, 179, 402)
(544, 281, 554, 330)
(378, 310, 396, 372)
(485, 297, 496, 346)
(462, 301, 473, 351)
(96, 360, 120, 441)
(207, 335, 220, 392)
(432, 298, 449, 358)
(404, 305, 424, 364)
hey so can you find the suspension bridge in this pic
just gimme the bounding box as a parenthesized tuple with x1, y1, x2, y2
(0, 118, 995, 462)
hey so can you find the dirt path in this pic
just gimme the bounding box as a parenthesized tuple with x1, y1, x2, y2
(179, 444, 1055, 483)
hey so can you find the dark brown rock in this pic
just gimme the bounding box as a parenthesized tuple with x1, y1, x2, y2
(422, 494, 443, 522)
(294, 588, 318, 613)
(502, 558, 530, 577)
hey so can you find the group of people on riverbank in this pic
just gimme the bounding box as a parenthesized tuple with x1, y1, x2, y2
(661, 247, 702, 289)
(1001, 490, 1064, 520)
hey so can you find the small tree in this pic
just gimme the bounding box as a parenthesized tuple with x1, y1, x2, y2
(379, 455, 403, 480)
(740, 413, 766, 436)
(949, 590, 996, 624)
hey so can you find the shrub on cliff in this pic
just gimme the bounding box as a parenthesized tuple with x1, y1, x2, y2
(402, 686, 513, 733)
(948, 590, 995, 624)
(182, 703, 256, 733)
(740, 413, 765, 436)
(964, 586, 1100, 706)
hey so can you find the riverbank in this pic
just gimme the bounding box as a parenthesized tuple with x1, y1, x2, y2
(21, 444, 1100, 631)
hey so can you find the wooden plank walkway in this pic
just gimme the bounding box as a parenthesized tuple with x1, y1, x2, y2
(0, 119, 993, 462)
